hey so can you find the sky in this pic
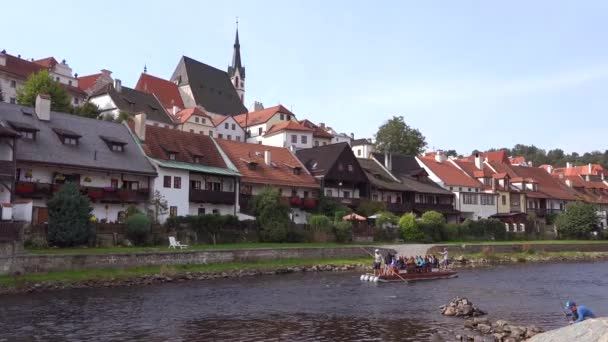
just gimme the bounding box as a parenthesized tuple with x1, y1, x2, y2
(3, 1, 608, 155)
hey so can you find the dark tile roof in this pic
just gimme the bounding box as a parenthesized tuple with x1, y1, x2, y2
(0, 102, 156, 175)
(357, 158, 411, 191)
(171, 56, 247, 116)
(296, 142, 351, 177)
(372, 153, 426, 177)
(92, 84, 174, 125)
(352, 138, 372, 146)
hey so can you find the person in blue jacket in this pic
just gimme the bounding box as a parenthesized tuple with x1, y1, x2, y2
(564, 301, 596, 324)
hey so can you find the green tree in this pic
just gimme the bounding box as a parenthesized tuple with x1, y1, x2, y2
(556, 201, 598, 239)
(125, 213, 151, 246)
(309, 215, 333, 232)
(147, 190, 168, 224)
(47, 182, 93, 247)
(17, 70, 72, 112)
(374, 116, 427, 155)
(251, 187, 291, 242)
(356, 199, 386, 217)
(375, 211, 399, 228)
(333, 220, 353, 242)
(420, 211, 446, 226)
(71, 102, 100, 119)
(398, 212, 424, 241)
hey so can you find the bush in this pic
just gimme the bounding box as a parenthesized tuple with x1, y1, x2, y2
(47, 182, 93, 247)
(309, 215, 333, 232)
(251, 187, 291, 242)
(375, 211, 399, 229)
(334, 221, 353, 242)
(420, 211, 446, 226)
(356, 199, 386, 217)
(556, 201, 599, 239)
(442, 223, 462, 241)
(125, 213, 151, 246)
(399, 213, 424, 242)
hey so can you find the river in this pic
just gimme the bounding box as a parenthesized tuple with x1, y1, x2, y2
(1, 261, 607, 342)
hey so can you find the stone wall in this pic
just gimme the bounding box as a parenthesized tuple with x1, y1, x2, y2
(0, 242, 22, 256)
(0, 246, 384, 275)
(429, 243, 608, 255)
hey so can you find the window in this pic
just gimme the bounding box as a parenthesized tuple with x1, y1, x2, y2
(480, 194, 495, 205)
(198, 208, 206, 215)
(200, 131, 204, 134)
(483, 178, 492, 186)
(231, 124, 236, 130)
(236, 136, 241, 142)
(357, 149, 361, 156)
(111, 179, 119, 188)
(280, 114, 284, 120)
(501, 195, 507, 206)
(338, 163, 344, 171)
(323, 142, 327, 146)
(258, 127, 263, 135)
(191, 180, 201, 189)
(301, 135, 308, 144)
(55, 77, 60, 82)
(227, 135, 232, 140)
(195, 117, 199, 123)
(62, 137, 78, 145)
(21, 131, 35, 139)
(213, 182, 221, 191)
(315, 141, 319, 147)
(68, 80, 73, 86)
(372, 194, 378, 201)
(193, 156, 201, 164)
(225, 123, 229, 129)
(303, 191, 309, 198)
(343, 191, 351, 198)
(170, 206, 177, 217)
(174, 177, 181, 189)
(286, 115, 290, 121)
(163, 176, 171, 188)
(10, 80, 16, 88)
(9, 97, 16, 104)
(449, 186, 453, 191)
(212, 209, 219, 214)
(291, 189, 298, 197)
(291, 135, 297, 143)
(462, 193, 478, 205)
(202, 118, 206, 124)
(168, 152, 176, 160)
(74, 98, 79, 105)
(293, 168, 301, 175)
(111, 144, 124, 152)
(218, 134, 223, 139)
(347, 164, 354, 172)
(122, 180, 139, 190)
(209, 131, 213, 137)
(326, 189, 333, 197)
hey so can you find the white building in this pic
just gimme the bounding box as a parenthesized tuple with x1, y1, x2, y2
(213, 115, 245, 142)
(352, 138, 375, 158)
(233, 104, 298, 143)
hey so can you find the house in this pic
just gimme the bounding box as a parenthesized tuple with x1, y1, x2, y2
(170, 55, 247, 118)
(352, 138, 375, 158)
(232, 105, 298, 144)
(417, 151, 490, 220)
(213, 115, 245, 142)
(88, 80, 175, 127)
(0, 50, 86, 107)
(130, 114, 241, 222)
(135, 72, 185, 112)
(356, 157, 413, 215)
(299, 120, 334, 147)
(262, 121, 314, 150)
(77, 69, 114, 96)
(460, 150, 511, 164)
(296, 143, 368, 209)
(0, 122, 20, 209)
(173, 107, 216, 136)
(217, 140, 320, 224)
(0, 96, 157, 223)
(371, 153, 458, 221)
(322, 124, 353, 145)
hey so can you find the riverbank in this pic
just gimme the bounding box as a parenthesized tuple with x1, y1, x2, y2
(452, 251, 608, 266)
(0, 257, 370, 295)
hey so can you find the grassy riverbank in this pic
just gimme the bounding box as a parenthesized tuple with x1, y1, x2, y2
(0, 257, 370, 291)
(445, 240, 608, 245)
(455, 250, 608, 264)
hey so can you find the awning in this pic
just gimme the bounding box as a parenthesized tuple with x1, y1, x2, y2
(343, 213, 367, 221)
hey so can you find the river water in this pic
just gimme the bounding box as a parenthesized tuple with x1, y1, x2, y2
(1, 261, 607, 342)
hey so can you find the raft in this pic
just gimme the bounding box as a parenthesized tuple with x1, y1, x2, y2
(360, 269, 458, 283)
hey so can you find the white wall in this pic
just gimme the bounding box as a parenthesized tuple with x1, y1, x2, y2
(262, 131, 313, 149)
(313, 137, 331, 147)
(152, 165, 190, 223)
(178, 85, 196, 108)
(215, 116, 245, 142)
(353, 144, 374, 158)
(188, 203, 234, 216)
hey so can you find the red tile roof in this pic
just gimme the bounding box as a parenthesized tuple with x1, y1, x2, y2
(138, 125, 227, 168)
(453, 160, 493, 178)
(173, 107, 211, 124)
(217, 139, 319, 189)
(0, 53, 44, 79)
(300, 119, 334, 139)
(461, 150, 510, 164)
(418, 157, 481, 187)
(233, 105, 294, 127)
(265, 120, 313, 136)
(553, 164, 606, 177)
(509, 156, 526, 165)
(77, 73, 102, 91)
(33, 57, 58, 68)
(135, 73, 185, 109)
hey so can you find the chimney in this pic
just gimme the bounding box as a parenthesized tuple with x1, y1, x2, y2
(565, 179, 572, 187)
(0, 51, 6, 67)
(319, 122, 325, 129)
(133, 113, 147, 141)
(35, 94, 51, 121)
(474, 153, 482, 170)
(384, 152, 392, 171)
(566, 162, 572, 169)
(172, 106, 180, 115)
(589, 163, 593, 174)
(250, 101, 264, 112)
(101, 69, 112, 77)
(527, 161, 533, 167)
(546, 165, 553, 174)
(434, 150, 447, 163)
(602, 173, 605, 181)
(264, 150, 272, 165)
(114, 79, 122, 93)
(350, 133, 354, 139)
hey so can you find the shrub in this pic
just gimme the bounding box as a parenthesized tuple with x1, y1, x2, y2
(251, 187, 291, 242)
(47, 182, 93, 247)
(556, 201, 599, 239)
(421, 211, 446, 226)
(442, 223, 462, 241)
(356, 199, 386, 217)
(334, 221, 353, 242)
(125, 213, 151, 246)
(399, 213, 424, 242)
(309, 215, 333, 232)
(375, 211, 399, 229)
(316, 194, 350, 218)
(333, 208, 352, 224)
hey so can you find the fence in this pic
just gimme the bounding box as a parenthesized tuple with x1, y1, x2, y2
(0, 222, 21, 242)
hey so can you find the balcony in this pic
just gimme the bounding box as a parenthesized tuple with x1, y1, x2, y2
(83, 187, 150, 203)
(386, 202, 413, 214)
(189, 189, 236, 205)
(15, 181, 52, 198)
(326, 196, 360, 207)
(282, 197, 318, 210)
(413, 203, 455, 214)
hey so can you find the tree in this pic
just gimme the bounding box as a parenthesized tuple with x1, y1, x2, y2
(356, 199, 386, 217)
(125, 213, 151, 246)
(47, 182, 93, 247)
(17, 70, 72, 112)
(251, 187, 291, 242)
(420, 211, 446, 226)
(556, 201, 599, 239)
(398, 212, 424, 241)
(148, 190, 168, 224)
(71, 102, 100, 119)
(445, 149, 460, 158)
(374, 116, 427, 155)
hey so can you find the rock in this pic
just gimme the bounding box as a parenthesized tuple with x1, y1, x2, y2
(477, 323, 492, 334)
(464, 319, 476, 328)
(441, 297, 486, 318)
(462, 304, 474, 316)
(493, 332, 506, 341)
(444, 306, 457, 316)
(508, 327, 524, 340)
(473, 318, 490, 326)
(503, 338, 517, 342)
(527, 317, 608, 342)
(494, 319, 509, 328)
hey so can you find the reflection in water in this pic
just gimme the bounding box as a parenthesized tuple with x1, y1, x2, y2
(0, 261, 607, 341)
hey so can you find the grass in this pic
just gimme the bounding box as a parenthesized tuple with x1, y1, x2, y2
(0, 257, 369, 289)
(25, 242, 378, 255)
(457, 250, 608, 261)
(444, 240, 608, 245)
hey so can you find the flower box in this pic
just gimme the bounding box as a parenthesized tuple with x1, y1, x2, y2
(117, 189, 136, 202)
(103, 186, 117, 192)
(289, 197, 302, 206)
(303, 198, 317, 209)
(15, 182, 35, 194)
(87, 188, 104, 200)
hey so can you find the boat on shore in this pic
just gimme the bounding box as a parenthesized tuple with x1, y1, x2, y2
(361, 269, 458, 283)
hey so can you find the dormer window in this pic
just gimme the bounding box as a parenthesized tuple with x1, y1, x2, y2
(111, 144, 124, 152)
(53, 128, 81, 146)
(168, 152, 177, 160)
(293, 168, 301, 175)
(8, 120, 38, 140)
(63, 137, 78, 145)
(241, 158, 258, 170)
(100, 135, 127, 152)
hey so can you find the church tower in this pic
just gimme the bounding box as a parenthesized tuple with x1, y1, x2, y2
(228, 22, 245, 103)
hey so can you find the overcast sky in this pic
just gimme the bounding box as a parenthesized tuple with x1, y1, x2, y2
(4, 1, 607, 155)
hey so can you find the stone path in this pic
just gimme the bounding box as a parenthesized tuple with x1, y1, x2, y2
(380, 244, 436, 256)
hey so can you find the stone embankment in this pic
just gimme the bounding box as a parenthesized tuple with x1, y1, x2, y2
(451, 251, 608, 266)
(527, 317, 608, 342)
(0, 263, 368, 295)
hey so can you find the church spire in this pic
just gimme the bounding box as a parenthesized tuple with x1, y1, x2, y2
(228, 18, 245, 103)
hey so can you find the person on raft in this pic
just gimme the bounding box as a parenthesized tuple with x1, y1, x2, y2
(439, 248, 449, 268)
(373, 249, 383, 276)
(564, 301, 595, 324)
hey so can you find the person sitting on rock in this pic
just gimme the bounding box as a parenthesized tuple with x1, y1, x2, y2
(564, 301, 595, 324)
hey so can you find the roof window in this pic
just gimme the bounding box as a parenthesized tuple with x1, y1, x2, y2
(100, 135, 127, 152)
(53, 127, 81, 146)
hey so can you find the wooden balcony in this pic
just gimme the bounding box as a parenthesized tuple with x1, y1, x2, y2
(413, 203, 455, 213)
(386, 202, 413, 214)
(189, 189, 236, 205)
(327, 196, 361, 208)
